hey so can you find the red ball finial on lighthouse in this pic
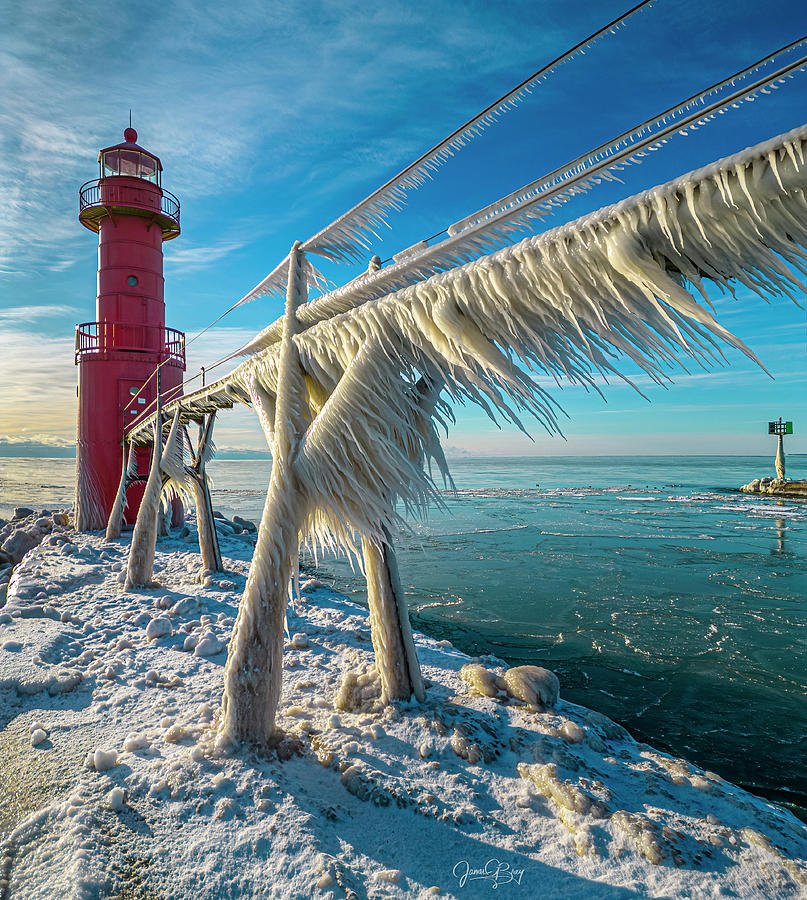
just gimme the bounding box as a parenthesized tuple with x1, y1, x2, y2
(124, 127, 137, 143)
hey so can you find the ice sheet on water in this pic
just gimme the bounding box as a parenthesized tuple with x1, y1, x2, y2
(715, 502, 803, 519)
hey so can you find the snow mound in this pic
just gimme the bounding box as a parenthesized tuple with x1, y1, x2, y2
(335, 666, 383, 712)
(91, 748, 118, 772)
(503, 665, 560, 709)
(460, 661, 560, 710)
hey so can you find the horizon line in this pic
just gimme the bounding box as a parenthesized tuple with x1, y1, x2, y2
(1, 453, 805, 461)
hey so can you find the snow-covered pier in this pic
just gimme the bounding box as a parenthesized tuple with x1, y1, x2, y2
(0, 525, 805, 897)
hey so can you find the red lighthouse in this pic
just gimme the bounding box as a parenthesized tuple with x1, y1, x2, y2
(75, 127, 185, 531)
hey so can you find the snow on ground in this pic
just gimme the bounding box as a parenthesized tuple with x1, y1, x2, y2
(0, 515, 805, 899)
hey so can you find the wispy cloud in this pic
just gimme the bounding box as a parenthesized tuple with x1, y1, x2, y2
(0, 0, 562, 279)
(48, 259, 77, 273)
(183, 326, 260, 377)
(164, 240, 247, 274)
(528, 365, 771, 394)
(590, 402, 754, 416)
(0, 434, 75, 449)
(0, 304, 78, 323)
(0, 322, 266, 449)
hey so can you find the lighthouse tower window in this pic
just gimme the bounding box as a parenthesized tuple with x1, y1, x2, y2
(127, 275, 138, 287)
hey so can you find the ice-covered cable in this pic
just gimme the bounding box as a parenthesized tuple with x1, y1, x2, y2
(299, 1, 656, 265)
(231, 2, 656, 308)
(211, 126, 807, 556)
(236, 43, 807, 359)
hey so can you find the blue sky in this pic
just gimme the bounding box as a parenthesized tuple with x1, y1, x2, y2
(1, 0, 806, 459)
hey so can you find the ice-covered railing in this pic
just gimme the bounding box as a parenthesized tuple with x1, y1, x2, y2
(234, 37, 807, 358)
(236, 122, 807, 552)
(129, 120, 807, 467)
(228, 2, 656, 308)
(125, 377, 250, 445)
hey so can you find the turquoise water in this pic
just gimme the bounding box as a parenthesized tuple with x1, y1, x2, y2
(207, 454, 807, 820)
(1, 455, 805, 819)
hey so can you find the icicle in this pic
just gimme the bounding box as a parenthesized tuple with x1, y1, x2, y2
(734, 162, 762, 223)
(74, 447, 107, 532)
(159, 408, 192, 507)
(124, 421, 163, 590)
(683, 181, 711, 246)
(105, 441, 134, 542)
(767, 149, 786, 193)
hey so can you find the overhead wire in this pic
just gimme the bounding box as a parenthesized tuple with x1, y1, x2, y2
(233, 34, 807, 361)
(122, 304, 245, 417)
(299, 0, 657, 262)
(373, 36, 807, 275)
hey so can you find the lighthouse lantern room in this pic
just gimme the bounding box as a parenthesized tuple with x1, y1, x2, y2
(75, 127, 185, 531)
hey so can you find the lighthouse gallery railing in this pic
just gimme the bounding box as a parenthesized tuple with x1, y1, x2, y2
(78, 180, 181, 227)
(75, 321, 185, 367)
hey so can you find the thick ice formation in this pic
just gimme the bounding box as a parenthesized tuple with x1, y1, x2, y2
(104, 443, 136, 542)
(503, 665, 560, 709)
(123, 422, 163, 590)
(186, 414, 223, 575)
(219, 245, 312, 747)
(124, 410, 192, 589)
(363, 534, 425, 704)
(460, 662, 561, 709)
(91, 748, 118, 772)
(740, 476, 807, 496)
(73, 451, 107, 533)
(126, 124, 807, 747)
(238, 123, 807, 358)
(228, 126, 807, 558)
(158, 409, 192, 505)
(460, 662, 503, 697)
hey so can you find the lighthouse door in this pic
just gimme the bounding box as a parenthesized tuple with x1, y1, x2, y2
(119, 379, 148, 431)
(118, 378, 153, 523)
